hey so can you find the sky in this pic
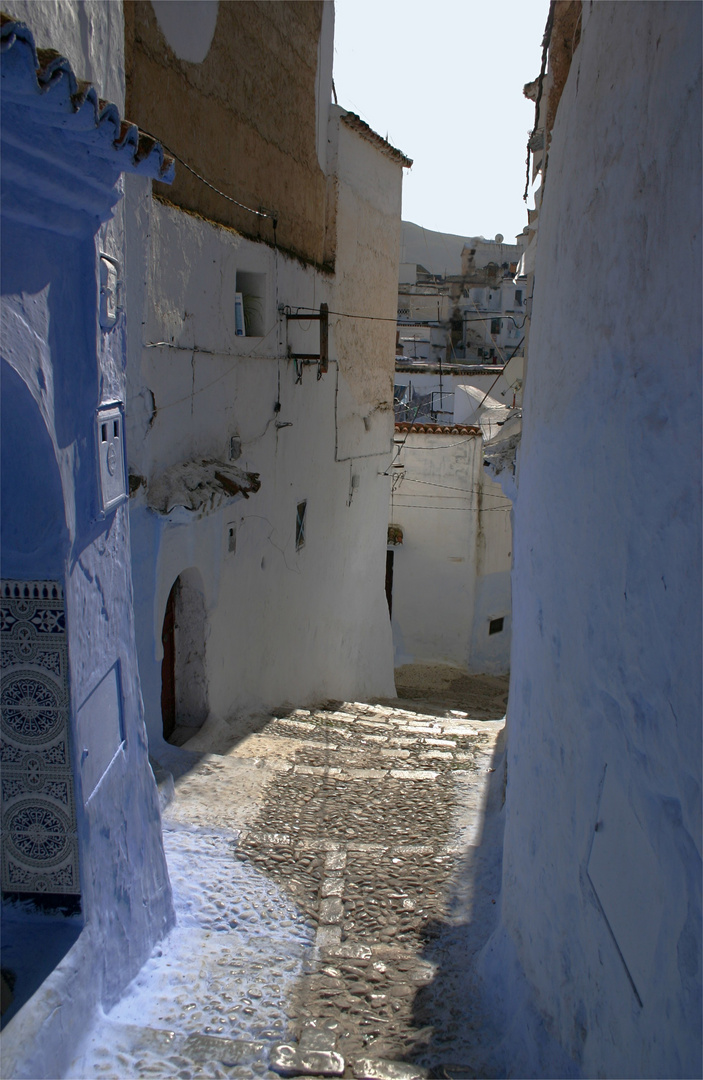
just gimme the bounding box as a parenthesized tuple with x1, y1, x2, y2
(332, 0, 550, 241)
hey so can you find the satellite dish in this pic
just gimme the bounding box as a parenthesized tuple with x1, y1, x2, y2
(495, 233, 504, 243)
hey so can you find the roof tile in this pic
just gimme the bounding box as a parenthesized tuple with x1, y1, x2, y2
(395, 423, 479, 436)
(341, 111, 413, 168)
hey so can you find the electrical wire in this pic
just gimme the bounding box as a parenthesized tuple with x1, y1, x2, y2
(144, 319, 281, 413)
(392, 437, 475, 451)
(292, 305, 526, 329)
(384, 395, 431, 475)
(138, 127, 277, 226)
(293, 305, 398, 324)
(397, 477, 512, 501)
(391, 502, 511, 512)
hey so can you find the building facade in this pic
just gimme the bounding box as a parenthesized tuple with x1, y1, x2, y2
(397, 224, 528, 368)
(121, 1, 409, 751)
(1, 3, 411, 1075)
(387, 419, 513, 675)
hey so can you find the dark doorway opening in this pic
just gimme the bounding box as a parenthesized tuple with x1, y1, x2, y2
(385, 549, 394, 617)
(160, 570, 209, 745)
(161, 579, 177, 741)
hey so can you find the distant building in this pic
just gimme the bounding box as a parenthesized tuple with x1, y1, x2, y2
(397, 223, 528, 368)
(387, 394, 513, 676)
(391, 226, 521, 678)
(123, 1, 410, 752)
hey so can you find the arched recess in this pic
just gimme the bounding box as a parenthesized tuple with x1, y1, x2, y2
(0, 362, 80, 923)
(161, 568, 209, 744)
(0, 360, 69, 578)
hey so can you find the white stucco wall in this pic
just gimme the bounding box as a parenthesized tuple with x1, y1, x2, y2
(6, 0, 125, 110)
(125, 107, 401, 749)
(481, 4, 702, 1077)
(332, 110, 404, 438)
(388, 431, 512, 674)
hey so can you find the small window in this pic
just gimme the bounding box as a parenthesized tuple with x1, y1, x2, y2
(490, 318, 501, 336)
(235, 271, 266, 336)
(515, 289, 523, 306)
(489, 617, 504, 635)
(295, 501, 307, 550)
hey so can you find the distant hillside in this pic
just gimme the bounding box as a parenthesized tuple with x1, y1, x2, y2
(400, 221, 474, 277)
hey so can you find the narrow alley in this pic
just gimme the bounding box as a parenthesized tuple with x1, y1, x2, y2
(66, 670, 508, 1080)
(2, 4, 699, 1077)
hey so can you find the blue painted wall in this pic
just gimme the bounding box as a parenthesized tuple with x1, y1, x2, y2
(1, 17, 175, 1076)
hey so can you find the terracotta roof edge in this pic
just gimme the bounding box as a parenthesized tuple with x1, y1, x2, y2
(340, 111, 413, 168)
(394, 422, 480, 436)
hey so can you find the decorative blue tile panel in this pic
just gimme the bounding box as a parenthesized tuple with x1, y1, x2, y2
(1, 581, 79, 895)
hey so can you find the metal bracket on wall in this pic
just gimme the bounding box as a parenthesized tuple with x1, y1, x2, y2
(284, 303, 329, 377)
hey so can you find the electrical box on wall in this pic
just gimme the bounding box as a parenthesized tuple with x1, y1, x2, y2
(99, 253, 122, 330)
(96, 404, 126, 512)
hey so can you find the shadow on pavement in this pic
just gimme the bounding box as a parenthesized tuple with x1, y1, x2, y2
(1, 897, 83, 1031)
(410, 727, 510, 1079)
(390, 666, 510, 721)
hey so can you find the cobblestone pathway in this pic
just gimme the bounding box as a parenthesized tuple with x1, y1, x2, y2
(68, 679, 507, 1080)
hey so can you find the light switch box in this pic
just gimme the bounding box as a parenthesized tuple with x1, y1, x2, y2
(99, 254, 122, 330)
(96, 404, 126, 512)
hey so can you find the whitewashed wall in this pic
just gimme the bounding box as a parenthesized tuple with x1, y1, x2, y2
(125, 108, 400, 750)
(481, 4, 702, 1077)
(388, 431, 512, 674)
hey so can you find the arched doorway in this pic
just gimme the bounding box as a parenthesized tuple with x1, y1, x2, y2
(160, 569, 209, 744)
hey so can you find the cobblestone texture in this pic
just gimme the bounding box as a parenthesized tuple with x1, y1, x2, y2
(67, 679, 507, 1079)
